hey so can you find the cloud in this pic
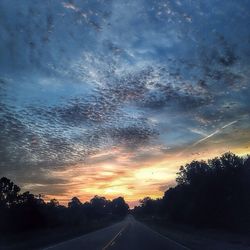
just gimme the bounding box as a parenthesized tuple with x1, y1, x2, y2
(0, 0, 250, 204)
(62, 2, 79, 12)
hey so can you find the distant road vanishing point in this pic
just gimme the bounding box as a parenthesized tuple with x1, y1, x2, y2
(43, 215, 190, 250)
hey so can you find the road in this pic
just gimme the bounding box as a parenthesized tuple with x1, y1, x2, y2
(43, 215, 190, 250)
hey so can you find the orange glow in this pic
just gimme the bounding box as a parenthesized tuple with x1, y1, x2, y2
(33, 137, 250, 208)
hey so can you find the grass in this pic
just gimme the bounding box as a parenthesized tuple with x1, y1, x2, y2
(139, 217, 250, 250)
(0, 218, 121, 250)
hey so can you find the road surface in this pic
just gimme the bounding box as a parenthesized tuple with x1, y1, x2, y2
(43, 215, 190, 250)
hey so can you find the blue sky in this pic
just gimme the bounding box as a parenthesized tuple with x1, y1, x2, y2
(0, 0, 250, 204)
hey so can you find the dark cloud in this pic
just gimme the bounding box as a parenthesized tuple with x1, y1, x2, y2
(108, 126, 158, 147)
(0, 0, 250, 198)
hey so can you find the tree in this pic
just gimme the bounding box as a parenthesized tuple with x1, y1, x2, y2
(90, 195, 110, 218)
(111, 197, 128, 217)
(176, 160, 210, 186)
(68, 197, 82, 209)
(47, 198, 60, 208)
(134, 152, 250, 231)
(0, 177, 20, 208)
(0, 176, 130, 235)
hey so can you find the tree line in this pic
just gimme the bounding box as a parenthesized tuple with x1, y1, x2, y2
(0, 177, 129, 234)
(1, 152, 250, 235)
(133, 152, 250, 231)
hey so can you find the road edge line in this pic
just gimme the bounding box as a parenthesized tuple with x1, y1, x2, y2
(139, 221, 191, 250)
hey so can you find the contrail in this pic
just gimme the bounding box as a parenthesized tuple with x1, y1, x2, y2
(221, 120, 238, 129)
(177, 120, 238, 157)
(193, 120, 238, 146)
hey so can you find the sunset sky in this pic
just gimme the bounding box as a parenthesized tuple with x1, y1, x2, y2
(0, 0, 250, 207)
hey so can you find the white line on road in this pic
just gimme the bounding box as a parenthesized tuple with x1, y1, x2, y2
(140, 222, 191, 250)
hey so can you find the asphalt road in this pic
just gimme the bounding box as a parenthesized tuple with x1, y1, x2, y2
(43, 215, 190, 250)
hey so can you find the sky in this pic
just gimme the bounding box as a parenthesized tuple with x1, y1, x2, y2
(0, 0, 250, 207)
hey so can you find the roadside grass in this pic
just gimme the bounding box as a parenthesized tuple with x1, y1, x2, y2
(0, 218, 121, 250)
(139, 217, 250, 250)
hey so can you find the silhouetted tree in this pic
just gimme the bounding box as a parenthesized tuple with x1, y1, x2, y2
(47, 198, 60, 208)
(89, 195, 111, 219)
(133, 152, 250, 231)
(110, 197, 129, 217)
(0, 177, 129, 235)
(0, 177, 20, 208)
(68, 197, 82, 209)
